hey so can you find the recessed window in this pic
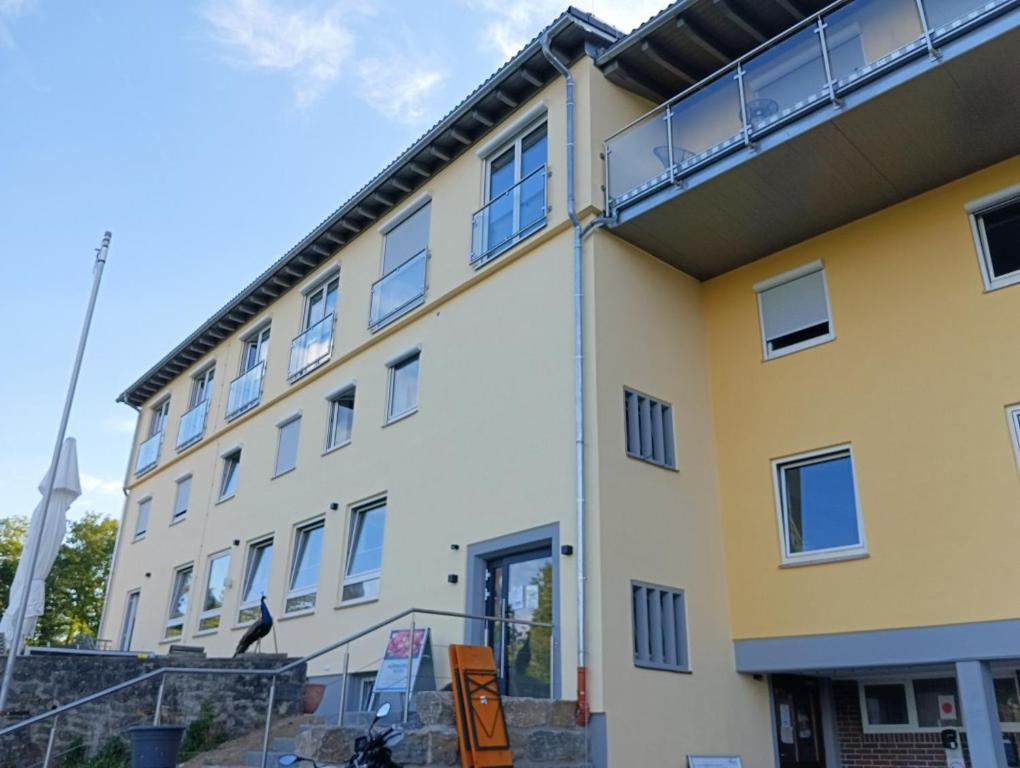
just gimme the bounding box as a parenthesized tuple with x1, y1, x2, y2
(190, 365, 215, 408)
(996, 676, 1020, 724)
(198, 552, 229, 632)
(386, 352, 420, 422)
(862, 683, 910, 727)
(371, 202, 430, 329)
(290, 274, 339, 381)
(164, 565, 193, 640)
(150, 399, 171, 438)
(913, 677, 961, 728)
(238, 538, 273, 624)
(624, 389, 676, 470)
(274, 416, 301, 477)
(971, 191, 1020, 290)
(219, 450, 241, 500)
(341, 499, 386, 603)
(173, 476, 191, 522)
(136, 398, 170, 475)
(631, 581, 688, 673)
(119, 590, 140, 651)
(755, 262, 834, 359)
(774, 446, 866, 565)
(228, 325, 270, 418)
(326, 387, 355, 451)
(134, 497, 151, 540)
(286, 520, 324, 613)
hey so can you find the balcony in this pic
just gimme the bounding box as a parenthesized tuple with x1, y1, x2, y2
(175, 400, 209, 451)
(470, 165, 548, 267)
(288, 314, 335, 382)
(226, 361, 265, 419)
(603, 0, 1020, 278)
(369, 249, 427, 330)
(135, 432, 163, 476)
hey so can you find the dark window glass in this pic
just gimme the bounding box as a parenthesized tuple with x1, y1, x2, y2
(914, 677, 961, 728)
(863, 684, 909, 725)
(983, 200, 1020, 278)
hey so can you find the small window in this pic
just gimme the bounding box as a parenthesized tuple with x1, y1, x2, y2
(274, 417, 301, 477)
(173, 476, 191, 522)
(286, 520, 324, 613)
(913, 677, 961, 728)
(996, 676, 1020, 724)
(358, 675, 377, 710)
(164, 565, 193, 640)
(149, 399, 170, 438)
(862, 683, 910, 727)
(326, 387, 355, 451)
(774, 446, 866, 564)
(341, 499, 386, 603)
(971, 192, 1020, 290)
(304, 275, 340, 330)
(241, 325, 271, 373)
(386, 352, 420, 422)
(120, 590, 140, 651)
(623, 389, 676, 469)
(198, 552, 230, 632)
(134, 497, 151, 539)
(190, 365, 215, 407)
(371, 202, 430, 329)
(219, 450, 241, 500)
(755, 262, 834, 359)
(238, 538, 273, 623)
(631, 581, 688, 672)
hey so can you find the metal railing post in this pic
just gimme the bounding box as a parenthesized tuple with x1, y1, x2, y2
(602, 144, 612, 214)
(815, 18, 841, 108)
(913, 0, 940, 58)
(152, 674, 166, 726)
(548, 633, 556, 701)
(735, 65, 754, 149)
(403, 615, 415, 723)
(337, 647, 350, 727)
(42, 715, 58, 768)
(260, 675, 277, 768)
(665, 106, 678, 187)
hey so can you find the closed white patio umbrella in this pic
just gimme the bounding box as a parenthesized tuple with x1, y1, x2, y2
(0, 438, 81, 651)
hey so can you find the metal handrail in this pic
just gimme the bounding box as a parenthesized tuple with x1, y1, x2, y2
(0, 606, 557, 768)
(226, 361, 266, 419)
(368, 248, 428, 330)
(175, 399, 209, 451)
(288, 313, 335, 381)
(470, 164, 548, 265)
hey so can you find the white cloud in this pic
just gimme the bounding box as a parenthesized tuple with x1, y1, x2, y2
(204, 0, 356, 107)
(357, 57, 444, 126)
(101, 414, 137, 435)
(0, 0, 34, 47)
(80, 473, 122, 496)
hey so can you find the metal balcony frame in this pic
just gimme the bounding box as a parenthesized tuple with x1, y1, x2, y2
(470, 164, 549, 268)
(134, 431, 163, 477)
(368, 248, 429, 332)
(287, 313, 336, 383)
(174, 399, 210, 452)
(226, 360, 267, 421)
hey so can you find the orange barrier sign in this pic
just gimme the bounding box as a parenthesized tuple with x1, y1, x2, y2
(448, 644, 513, 768)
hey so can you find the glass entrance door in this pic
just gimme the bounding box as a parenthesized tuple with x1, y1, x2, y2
(773, 675, 826, 768)
(485, 547, 553, 697)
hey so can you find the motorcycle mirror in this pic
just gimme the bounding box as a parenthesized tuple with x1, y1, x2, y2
(376, 702, 392, 719)
(278, 756, 299, 767)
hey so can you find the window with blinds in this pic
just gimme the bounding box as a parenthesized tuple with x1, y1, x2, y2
(274, 416, 301, 477)
(631, 581, 688, 672)
(624, 388, 676, 469)
(755, 261, 833, 359)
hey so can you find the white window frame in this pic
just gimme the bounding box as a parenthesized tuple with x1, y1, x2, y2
(149, 397, 171, 438)
(241, 323, 271, 374)
(340, 497, 386, 606)
(385, 348, 421, 424)
(134, 496, 152, 540)
(196, 551, 230, 635)
(755, 261, 835, 360)
(301, 270, 341, 332)
(164, 563, 193, 640)
(219, 448, 241, 501)
(772, 444, 867, 566)
(285, 518, 325, 615)
(857, 678, 915, 733)
(238, 537, 273, 625)
(190, 363, 216, 408)
(1007, 405, 1020, 474)
(325, 384, 356, 452)
(967, 182, 1020, 292)
(273, 414, 302, 478)
(172, 474, 192, 523)
(119, 590, 140, 651)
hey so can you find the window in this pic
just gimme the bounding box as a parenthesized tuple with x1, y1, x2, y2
(304, 275, 340, 330)
(229, 325, 270, 418)
(150, 399, 170, 437)
(631, 581, 688, 672)
(755, 261, 834, 359)
(119, 591, 140, 651)
(242, 325, 271, 373)
(286, 521, 324, 613)
(173, 475, 191, 522)
(164, 565, 193, 640)
(997, 676, 1020, 724)
(774, 446, 866, 565)
(134, 497, 151, 539)
(290, 274, 339, 380)
(274, 417, 301, 477)
(970, 189, 1020, 290)
(386, 352, 420, 422)
(190, 365, 215, 407)
(136, 399, 169, 474)
(862, 683, 910, 727)
(219, 449, 241, 500)
(341, 499, 386, 603)
(326, 387, 355, 451)
(239, 538, 273, 623)
(358, 675, 377, 710)
(371, 202, 430, 329)
(623, 389, 676, 469)
(198, 552, 230, 632)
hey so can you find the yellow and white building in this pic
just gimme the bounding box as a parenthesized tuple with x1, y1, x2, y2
(101, 2, 1020, 765)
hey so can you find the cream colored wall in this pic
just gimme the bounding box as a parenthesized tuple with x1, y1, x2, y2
(587, 231, 773, 766)
(704, 154, 1020, 641)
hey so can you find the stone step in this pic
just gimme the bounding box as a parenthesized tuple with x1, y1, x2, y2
(271, 737, 297, 753)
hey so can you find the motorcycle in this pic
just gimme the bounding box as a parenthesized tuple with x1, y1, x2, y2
(278, 702, 405, 768)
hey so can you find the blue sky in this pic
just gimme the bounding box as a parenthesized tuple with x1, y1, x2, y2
(0, 0, 661, 522)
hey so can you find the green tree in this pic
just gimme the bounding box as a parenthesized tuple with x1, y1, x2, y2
(0, 516, 29, 612)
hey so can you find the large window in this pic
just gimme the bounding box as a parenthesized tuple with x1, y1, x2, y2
(136, 398, 170, 474)
(624, 388, 677, 470)
(773, 446, 866, 565)
(173, 475, 191, 523)
(290, 274, 340, 381)
(242, 325, 271, 373)
(198, 552, 230, 632)
(371, 202, 430, 329)
(134, 497, 151, 540)
(119, 590, 140, 651)
(970, 188, 1020, 291)
(326, 387, 355, 451)
(228, 325, 270, 419)
(755, 262, 834, 359)
(386, 351, 420, 423)
(304, 276, 340, 330)
(341, 499, 386, 603)
(164, 565, 193, 640)
(190, 365, 215, 407)
(219, 449, 241, 500)
(239, 538, 273, 623)
(286, 520, 324, 614)
(631, 581, 689, 673)
(274, 416, 301, 477)
(150, 399, 170, 438)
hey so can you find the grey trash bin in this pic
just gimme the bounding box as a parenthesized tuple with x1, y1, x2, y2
(126, 725, 186, 768)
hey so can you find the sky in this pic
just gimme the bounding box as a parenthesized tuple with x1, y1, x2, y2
(0, 0, 665, 523)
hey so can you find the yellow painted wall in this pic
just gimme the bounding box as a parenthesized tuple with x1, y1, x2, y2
(704, 154, 1020, 640)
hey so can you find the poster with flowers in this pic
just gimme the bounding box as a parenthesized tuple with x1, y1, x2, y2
(373, 627, 431, 694)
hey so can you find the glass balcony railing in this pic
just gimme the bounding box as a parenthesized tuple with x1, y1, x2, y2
(288, 313, 335, 381)
(470, 165, 547, 267)
(135, 431, 163, 475)
(604, 0, 1014, 210)
(369, 249, 427, 330)
(226, 361, 266, 419)
(175, 400, 209, 451)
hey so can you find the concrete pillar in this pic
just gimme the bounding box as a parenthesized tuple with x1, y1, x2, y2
(956, 660, 1006, 768)
(819, 678, 843, 768)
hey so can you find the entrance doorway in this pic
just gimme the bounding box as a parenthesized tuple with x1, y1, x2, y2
(484, 547, 553, 697)
(773, 675, 826, 768)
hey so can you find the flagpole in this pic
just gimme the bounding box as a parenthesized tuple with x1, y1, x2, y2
(0, 231, 111, 713)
